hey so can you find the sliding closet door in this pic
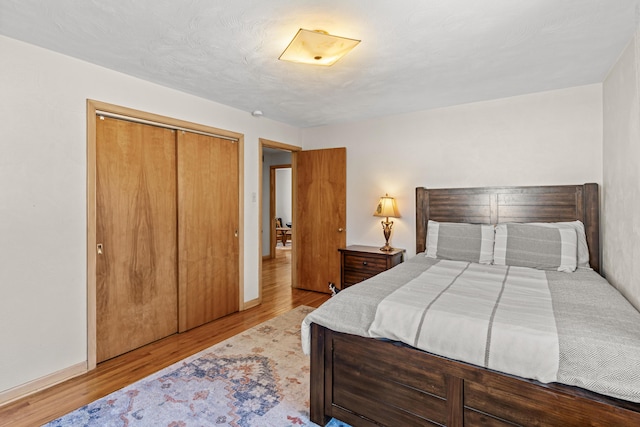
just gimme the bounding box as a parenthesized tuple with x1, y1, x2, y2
(96, 117, 178, 363)
(177, 131, 239, 331)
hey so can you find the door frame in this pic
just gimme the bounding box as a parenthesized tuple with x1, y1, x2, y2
(87, 99, 244, 369)
(257, 138, 301, 306)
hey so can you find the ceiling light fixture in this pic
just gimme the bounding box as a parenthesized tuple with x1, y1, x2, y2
(279, 29, 360, 66)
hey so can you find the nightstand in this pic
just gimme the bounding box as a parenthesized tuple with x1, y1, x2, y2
(338, 245, 405, 289)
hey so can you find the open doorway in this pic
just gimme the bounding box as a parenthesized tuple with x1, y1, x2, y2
(259, 139, 301, 304)
(259, 140, 346, 301)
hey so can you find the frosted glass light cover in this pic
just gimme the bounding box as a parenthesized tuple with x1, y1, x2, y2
(279, 29, 360, 66)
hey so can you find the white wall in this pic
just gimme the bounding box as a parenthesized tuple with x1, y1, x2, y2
(603, 26, 640, 312)
(0, 35, 300, 394)
(301, 85, 603, 258)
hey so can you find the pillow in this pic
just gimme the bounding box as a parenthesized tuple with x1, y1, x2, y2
(493, 223, 578, 272)
(426, 220, 494, 264)
(525, 221, 590, 269)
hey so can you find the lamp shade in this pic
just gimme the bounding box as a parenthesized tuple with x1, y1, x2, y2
(373, 194, 400, 218)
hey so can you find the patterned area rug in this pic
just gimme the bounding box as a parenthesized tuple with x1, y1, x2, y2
(45, 306, 349, 427)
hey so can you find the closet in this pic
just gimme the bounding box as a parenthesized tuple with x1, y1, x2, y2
(95, 115, 239, 363)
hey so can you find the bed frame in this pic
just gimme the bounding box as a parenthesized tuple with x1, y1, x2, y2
(310, 183, 640, 426)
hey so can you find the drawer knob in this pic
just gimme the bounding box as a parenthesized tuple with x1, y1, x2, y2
(362, 261, 368, 266)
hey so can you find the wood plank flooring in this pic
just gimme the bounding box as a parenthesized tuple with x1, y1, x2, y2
(0, 249, 329, 427)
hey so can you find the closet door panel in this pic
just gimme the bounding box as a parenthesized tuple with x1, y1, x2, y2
(96, 117, 178, 363)
(178, 131, 239, 331)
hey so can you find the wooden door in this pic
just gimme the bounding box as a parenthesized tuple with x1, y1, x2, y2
(177, 131, 239, 331)
(96, 117, 178, 363)
(293, 148, 346, 293)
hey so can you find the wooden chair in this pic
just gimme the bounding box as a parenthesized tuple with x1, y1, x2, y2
(275, 218, 292, 246)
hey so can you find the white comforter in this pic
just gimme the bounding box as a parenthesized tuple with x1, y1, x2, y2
(369, 260, 559, 382)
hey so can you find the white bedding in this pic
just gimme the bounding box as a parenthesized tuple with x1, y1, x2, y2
(369, 260, 560, 382)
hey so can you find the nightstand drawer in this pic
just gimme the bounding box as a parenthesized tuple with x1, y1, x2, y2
(339, 245, 405, 289)
(343, 270, 378, 287)
(343, 254, 387, 273)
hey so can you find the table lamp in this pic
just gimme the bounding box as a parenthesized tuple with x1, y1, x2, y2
(373, 194, 400, 251)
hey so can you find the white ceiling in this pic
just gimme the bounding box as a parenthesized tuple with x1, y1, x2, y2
(1, 0, 638, 128)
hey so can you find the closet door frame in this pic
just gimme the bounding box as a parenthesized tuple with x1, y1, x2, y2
(87, 100, 244, 370)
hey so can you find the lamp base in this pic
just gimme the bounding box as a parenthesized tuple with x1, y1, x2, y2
(380, 219, 394, 252)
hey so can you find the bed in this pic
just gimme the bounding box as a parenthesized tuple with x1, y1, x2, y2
(304, 183, 640, 426)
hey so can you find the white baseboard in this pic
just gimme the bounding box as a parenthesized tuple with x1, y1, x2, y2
(0, 362, 87, 406)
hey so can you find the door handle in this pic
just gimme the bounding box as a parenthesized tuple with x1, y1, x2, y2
(338, 228, 344, 232)
(97, 243, 103, 255)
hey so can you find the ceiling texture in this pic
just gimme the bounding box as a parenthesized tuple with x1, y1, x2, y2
(1, 0, 639, 128)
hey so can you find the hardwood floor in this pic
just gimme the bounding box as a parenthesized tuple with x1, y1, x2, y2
(0, 249, 329, 427)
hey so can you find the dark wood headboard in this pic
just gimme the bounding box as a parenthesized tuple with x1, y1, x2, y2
(415, 183, 600, 273)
